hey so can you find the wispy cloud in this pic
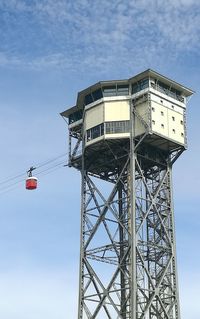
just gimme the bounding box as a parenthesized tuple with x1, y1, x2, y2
(0, 0, 200, 74)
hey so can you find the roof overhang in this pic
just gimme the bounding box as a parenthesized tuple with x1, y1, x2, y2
(60, 105, 79, 118)
(129, 69, 194, 97)
(61, 69, 194, 118)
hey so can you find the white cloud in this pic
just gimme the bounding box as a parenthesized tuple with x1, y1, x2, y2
(0, 52, 22, 67)
(0, 0, 200, 73)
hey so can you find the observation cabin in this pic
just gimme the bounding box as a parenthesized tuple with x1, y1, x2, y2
(61, 69, 193, 172)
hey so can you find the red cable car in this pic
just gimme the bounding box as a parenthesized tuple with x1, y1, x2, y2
(26, 177, 38, 190)
(26, 166, 38, 190)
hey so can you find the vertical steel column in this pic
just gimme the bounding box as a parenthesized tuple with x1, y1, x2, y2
(134, 155, 181, 319)
(77, 167, 86, 319)
(77, 118, 86, 319)
(129, 99, 137, 319)
(118, 178, 127, 319)
(168, 165, 181, 319)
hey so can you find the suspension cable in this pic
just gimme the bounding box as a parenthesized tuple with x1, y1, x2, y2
(0, 152, 69, 196)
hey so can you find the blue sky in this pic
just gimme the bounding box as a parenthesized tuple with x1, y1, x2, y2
(0, 0, 199, 318)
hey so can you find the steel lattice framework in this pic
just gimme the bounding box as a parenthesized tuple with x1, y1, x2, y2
(66, 96, 184, 319)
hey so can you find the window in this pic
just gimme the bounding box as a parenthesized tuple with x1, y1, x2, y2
(180, 120, 183, 125)
(132, 78, 149, 94)
(172, 129, 175, 133)
(152, 107, 155, 112)
(156, 81, 183, 102)
(87, 130, 91, 141)
(92, 89, 103, 101)
(69, 110, 83, 124)
(161, 124, 164, 128)
(171, 105, 175, 109)
(177, 95, 184, 102)
(84, 93, 93, 105)
(91, 126, 101, 139)
(117, 85, 129, 96)
(86, 123, 104, 141)
(152, 120, 155, 125)
(172, 116, 175, 121)
(157, 80, 169, 95)
(105, 121, 130, 134)
(161, 111, 164, 116)
(84, 89, 103, 106)
(103, 86, 116, 97)
(181, 133, 184, 137)
(160, 100, 163, 104)
(150, 81, 155, 88)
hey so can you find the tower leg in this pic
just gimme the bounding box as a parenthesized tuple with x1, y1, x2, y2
(135, 151, 181, 319)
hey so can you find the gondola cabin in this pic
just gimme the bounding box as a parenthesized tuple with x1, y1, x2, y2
(26, 177, 38, 190)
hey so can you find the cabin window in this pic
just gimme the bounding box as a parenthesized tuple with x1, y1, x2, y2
(117, 85, 129, 96)
(156, 80, 183, 102)
(69, 110, 83, 124)
(106, 121, 130, 134)
(132, 78, 149, 94)
(92, 89, 103, 101)
(151, 81, 155, 88)
(86, 123, 104, 141)
(103, 86, 116, 97)
(84, 93, 93, 105)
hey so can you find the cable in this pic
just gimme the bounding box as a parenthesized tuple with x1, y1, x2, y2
(0, 160, 69, 195)
(36, 160, 67, 176)
(0, 172, 26, 186)
(0, 152, 68, 187)
(35, 163, 68, 178)
(0, 174, 30, 192)
(0, 151, 69, 197)
(0, 184, 23, 197)
(0, 162, 69, 197)
(34, 152, 68, 169)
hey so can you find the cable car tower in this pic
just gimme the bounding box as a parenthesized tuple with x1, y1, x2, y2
(61, 69, 193, 319)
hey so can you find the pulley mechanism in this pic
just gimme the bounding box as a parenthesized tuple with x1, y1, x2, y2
(26, 167, 38, 190)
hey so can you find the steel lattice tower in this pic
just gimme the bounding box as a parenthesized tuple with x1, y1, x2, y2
(61, 69, 193, 319)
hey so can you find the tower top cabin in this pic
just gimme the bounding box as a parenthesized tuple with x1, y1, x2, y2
(61, 69, 193, 170)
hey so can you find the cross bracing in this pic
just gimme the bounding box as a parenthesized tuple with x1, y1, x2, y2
(69, 132, 181, 319)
